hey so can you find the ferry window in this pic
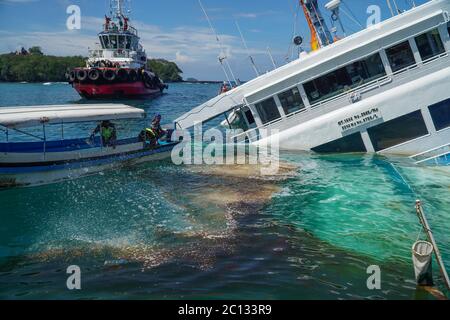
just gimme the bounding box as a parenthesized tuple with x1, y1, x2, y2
(303, 53, 386, 104)
(304, 67, 351, 104)
(414, 29, 445, 61)
(245, 110, 256, 125)
(312, 133, 367, 153)
(385, 41, 416, 72)
(346, 53, 386, 84)
(255, 98, 281, 124)
(428, 98, 450, 131)
(367, 110, 428, 151)
(278, 87, 305, 115)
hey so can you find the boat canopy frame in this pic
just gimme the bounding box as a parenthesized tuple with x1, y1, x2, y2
(0, 104, 146, 155)
(0, 104, 146, 130)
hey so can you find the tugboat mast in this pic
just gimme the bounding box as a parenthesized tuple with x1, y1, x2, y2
(110, 0, 127, 19)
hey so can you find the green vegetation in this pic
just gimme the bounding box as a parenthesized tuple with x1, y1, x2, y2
(0, 48, 183, 83)
(147, 59, 183, 82)
(0, 52, 85, 82)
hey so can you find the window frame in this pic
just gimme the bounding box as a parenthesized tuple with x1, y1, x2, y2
(277, 86, 306, 115)
(385, 40, 417, 73)
(414, 28, 445, 62)
(367, 110, 429, 152)
(254, 98, 282, 125)
(428, 98, 450, 132)
(303, 52, 387, 105)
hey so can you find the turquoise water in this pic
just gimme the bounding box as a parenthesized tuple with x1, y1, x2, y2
(0, 82, 449, 300)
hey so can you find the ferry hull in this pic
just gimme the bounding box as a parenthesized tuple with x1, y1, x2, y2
(73, 82, 163, 100)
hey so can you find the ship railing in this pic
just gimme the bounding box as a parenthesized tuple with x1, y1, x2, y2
(88, 49, 134, 59)
(102, 25, 138, 36)
(410, 142, 450, 164)
(112, 50, 132, 58)
(231, 50, 450, 141)
(88, 49, 104, 58)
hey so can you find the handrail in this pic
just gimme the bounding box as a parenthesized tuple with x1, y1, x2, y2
(415, 151, 450, 165)
(411, 142, 450, 159)
(411, 142, 450, 164)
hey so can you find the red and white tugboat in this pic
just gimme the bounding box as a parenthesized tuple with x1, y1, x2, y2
(67, 0, 168, 99)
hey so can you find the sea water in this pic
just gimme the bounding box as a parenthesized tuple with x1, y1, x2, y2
(0, 82, 449, 300)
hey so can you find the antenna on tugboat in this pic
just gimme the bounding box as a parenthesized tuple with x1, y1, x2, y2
(235, 20, 260, 77)
(198, 0, 237, 87)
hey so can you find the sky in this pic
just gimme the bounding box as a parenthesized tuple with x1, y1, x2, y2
(0, 0, 430, 80)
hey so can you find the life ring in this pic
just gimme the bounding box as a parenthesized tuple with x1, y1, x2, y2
(88, 68, 101, 81)
(116, 68, 129, 82)
(76, 69, 88, 82)
(128, 69, 138, 82)
(103, 69, 116, 81)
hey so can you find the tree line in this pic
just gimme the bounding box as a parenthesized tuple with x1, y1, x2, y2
(0, 47, 183, 83)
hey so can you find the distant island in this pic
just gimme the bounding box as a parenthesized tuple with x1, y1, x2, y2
(0, 47, 183, 83)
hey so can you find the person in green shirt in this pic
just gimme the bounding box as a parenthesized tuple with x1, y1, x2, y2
(90, 120, 117, 148)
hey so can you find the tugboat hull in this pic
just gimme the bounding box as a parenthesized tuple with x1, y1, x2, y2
(73, 81, 164, 100)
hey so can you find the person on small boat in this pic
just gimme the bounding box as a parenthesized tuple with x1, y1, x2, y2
(139, 114, 166, 147)
(219, 81, 229, 95)
(90, 120, 117, 148)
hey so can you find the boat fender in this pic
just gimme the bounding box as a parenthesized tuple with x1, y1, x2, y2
(128, 69, 138, 82)
(68, 70, 76, 82)
(76, 69, 88, 82)
(116, 68, 129, 82)
(88, 69, 101, 81)
(103, 69, 116, 81)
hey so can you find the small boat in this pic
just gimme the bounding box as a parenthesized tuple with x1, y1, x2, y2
(0, 104, 177, 188)
(66, 0, 167, 99)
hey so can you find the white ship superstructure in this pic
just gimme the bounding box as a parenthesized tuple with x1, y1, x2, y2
(176, 0, 450, 163)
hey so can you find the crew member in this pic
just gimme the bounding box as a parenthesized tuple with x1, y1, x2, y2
(90, 120, 117, 148)
(139, 115, 166, 147)
(219, 81, 229, 94)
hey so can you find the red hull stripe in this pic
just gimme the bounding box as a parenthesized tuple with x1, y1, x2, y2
(74, 82, 161, 98)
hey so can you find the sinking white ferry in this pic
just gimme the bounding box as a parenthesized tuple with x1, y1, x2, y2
(176, 0, 450, 165)
(0, 104, 177, 188)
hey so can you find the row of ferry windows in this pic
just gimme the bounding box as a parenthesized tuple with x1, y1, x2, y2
(312, 99, 450, 153)
(101, 35, 138, 50)
(254, 27, 447, 125)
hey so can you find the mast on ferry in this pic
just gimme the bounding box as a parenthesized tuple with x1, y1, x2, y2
(300, 0, 334, 50)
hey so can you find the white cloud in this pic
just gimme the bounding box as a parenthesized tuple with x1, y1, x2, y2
(0, 15, 279, 80)
(175, 51, 195, 63)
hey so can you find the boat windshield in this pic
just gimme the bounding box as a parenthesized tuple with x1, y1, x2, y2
(0, 119, 145, 144)
(101, 34, 137, 50)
